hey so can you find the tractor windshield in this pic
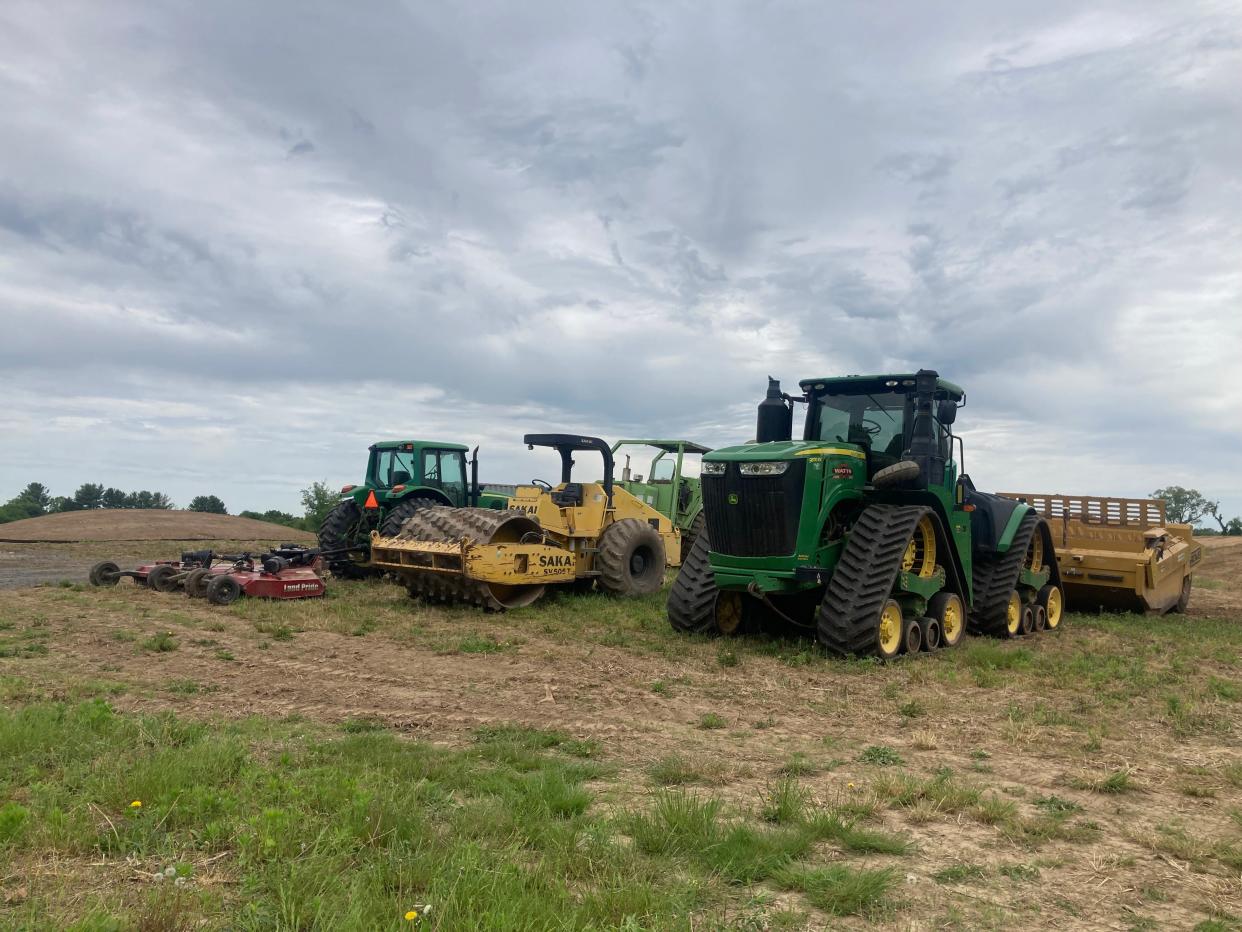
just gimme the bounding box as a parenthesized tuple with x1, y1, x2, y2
(373, 449, 417, 488)
(422, 449, 467, 499)
(810, 390, 907, 463)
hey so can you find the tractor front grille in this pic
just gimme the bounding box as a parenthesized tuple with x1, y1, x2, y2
(702, 460, 806, 557)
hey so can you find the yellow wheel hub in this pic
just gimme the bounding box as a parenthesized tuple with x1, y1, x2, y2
(942, 595, 962, 641)
(1045, 587, 1062, 629)
(716, 592, 744, 634)
(1026, 533, 1044, 573)
(901, 516, 938, 579)
(1006, 591, 1021, 634)
(878, 601, 903, 655)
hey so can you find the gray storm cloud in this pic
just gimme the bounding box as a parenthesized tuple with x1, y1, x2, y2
(1, 0, 1239, 515)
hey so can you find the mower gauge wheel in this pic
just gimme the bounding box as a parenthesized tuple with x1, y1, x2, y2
(147, 564, 180, 593)
(206, 575, 243, 606)
(184, 568, 212, 599)
(89, 561, 121, 587)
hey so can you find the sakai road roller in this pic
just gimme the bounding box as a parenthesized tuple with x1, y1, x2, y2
(368, 434, 680, 610)
(668, 370, 1063, 659)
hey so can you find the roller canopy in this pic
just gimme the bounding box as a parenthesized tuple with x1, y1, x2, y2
(523, 433, 614, 501)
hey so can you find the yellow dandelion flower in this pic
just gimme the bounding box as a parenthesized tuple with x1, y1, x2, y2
(404, 910, 418, 921)
(130, 800, 142, 808)
(847, 782, 856, 790)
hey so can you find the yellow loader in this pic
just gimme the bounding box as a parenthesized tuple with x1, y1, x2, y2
(369, 434, 680, 610)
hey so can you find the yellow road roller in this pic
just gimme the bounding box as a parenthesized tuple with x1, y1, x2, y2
(369, 434, 681, 610)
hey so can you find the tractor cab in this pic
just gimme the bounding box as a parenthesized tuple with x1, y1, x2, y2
(612, 439, 711, 551)
(362, 441, 470, 504)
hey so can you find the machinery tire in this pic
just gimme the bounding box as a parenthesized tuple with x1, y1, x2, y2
(206, 575, 243, 606)
(928, 591, 965, 648)
(922, 618, 941, 651)
(596, 518, 666, 597)
(318, 499, 378, 580)
(872, 460, 921, 489)
(185, 568, 211, 599)
(903, 615, 923, 655)
(89, 561, 121, 587)
(1171, 576, 1191, 614)
(1019, 603, 1035, 636)
(1038, 584, 1064, 629)
(379, 496, 439, 537)
(971, 513, 1045, 636)
(680, 512, 706, 562)
(667, 530, 744, 635)
(147, 564, 180, 593)
(1032, 603, 1047, 632)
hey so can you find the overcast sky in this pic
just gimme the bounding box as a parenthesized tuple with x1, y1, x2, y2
(2, 1, 1240, 521)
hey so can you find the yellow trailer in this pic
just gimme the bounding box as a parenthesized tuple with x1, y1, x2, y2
(998, 493, 1202, 614)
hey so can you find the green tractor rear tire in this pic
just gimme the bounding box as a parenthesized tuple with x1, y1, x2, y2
(379, 497, 439, 537)
(318, 500, 379, 580)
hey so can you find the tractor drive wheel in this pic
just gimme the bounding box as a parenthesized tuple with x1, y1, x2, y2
(1038, 584, 1064, 629)
(318, 499, 378, 580)
(668, 531, 747, 635)
(379, 497, 439, 537)
(184, 568, 212, 599)
(679, 512, 706, 562)
(596, 518, 666, 597)
(206, 575, 243, 606)
(147, 564, 180, 593)
(928, 591, 965, 648)
(89, 561, 121, 587)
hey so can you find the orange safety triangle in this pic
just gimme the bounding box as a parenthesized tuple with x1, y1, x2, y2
(364, 490, 379, 509)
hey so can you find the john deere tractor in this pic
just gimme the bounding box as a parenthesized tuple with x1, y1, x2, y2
(668, 370, 1063, 658)
(319, 440, 509, 579)
(612, 439, 711, 555)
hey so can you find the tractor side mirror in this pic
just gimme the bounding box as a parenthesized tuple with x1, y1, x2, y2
(937, 399, 957, 425)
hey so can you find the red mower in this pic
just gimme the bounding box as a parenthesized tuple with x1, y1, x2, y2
(90, 545, 346, 605)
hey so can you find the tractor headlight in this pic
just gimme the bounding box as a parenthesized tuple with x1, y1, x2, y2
(701, 461, 727, 476)
(738, 461, 790, 477)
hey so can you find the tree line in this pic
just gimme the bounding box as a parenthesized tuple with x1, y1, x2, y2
(1149, 486, 1242, 535)
(0, 480, 341, 534)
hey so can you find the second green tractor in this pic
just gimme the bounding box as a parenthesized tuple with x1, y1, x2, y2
(669, 370, 1063, 658)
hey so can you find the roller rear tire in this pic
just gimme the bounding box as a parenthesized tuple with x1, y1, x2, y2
(597, 519, 666, 597)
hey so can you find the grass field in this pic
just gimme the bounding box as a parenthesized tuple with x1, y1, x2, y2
(1, 540, 1240, 929)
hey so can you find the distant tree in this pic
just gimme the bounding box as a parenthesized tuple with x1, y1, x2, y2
(73, 483, 106, 510)
(49, 495, 80, 513)
(125, 490, 174, 510)
(240, 509, 307, 531)
(16, 482, 51, 512)
(1224, 517, 1242, 537)
(189, 495, 228, 515)
(300, 481, 337, 530)
(1149, 486, 1215, 526)
(101, 487, 129, 509)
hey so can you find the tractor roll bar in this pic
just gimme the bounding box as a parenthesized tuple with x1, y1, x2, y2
(523, 433, 614, 503)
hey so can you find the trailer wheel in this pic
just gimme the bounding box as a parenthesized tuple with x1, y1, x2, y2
(147, 564, 180, 592)
(185, 568, 211, 599)
(206, 575, 243, 606)
(1037, 585, 1063, 629)
(876, 600, 904, 660)
(1171, 576, 1191, 614)
(928, 591, 965, 648)
(597, 519, 666, 597)
(89, 561, 121, 587)
(902, 615, 922, 655)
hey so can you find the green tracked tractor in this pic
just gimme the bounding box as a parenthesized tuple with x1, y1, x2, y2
(668, 370, 1063, 658)
(319, 440, 510, 579)
(611, 439, 711, 558)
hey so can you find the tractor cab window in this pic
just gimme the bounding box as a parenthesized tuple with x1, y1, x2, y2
(811, 391, 907, 472)
(650, 456, 676, 483)
(374, 449, 417, 488)
(422, 449, 467, 499)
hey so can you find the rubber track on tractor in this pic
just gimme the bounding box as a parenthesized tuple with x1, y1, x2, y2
(390, 506, 539, 611)
(816, 505, 930, 656)
(969, 512, 1038, 636)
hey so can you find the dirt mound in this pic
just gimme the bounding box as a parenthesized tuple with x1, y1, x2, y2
(0, 510, 314, 543)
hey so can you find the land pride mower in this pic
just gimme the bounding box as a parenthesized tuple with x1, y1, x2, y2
(318, 440, 512, 579)
(668, 370, 1064, 659)
(367, 434, 680, 610)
